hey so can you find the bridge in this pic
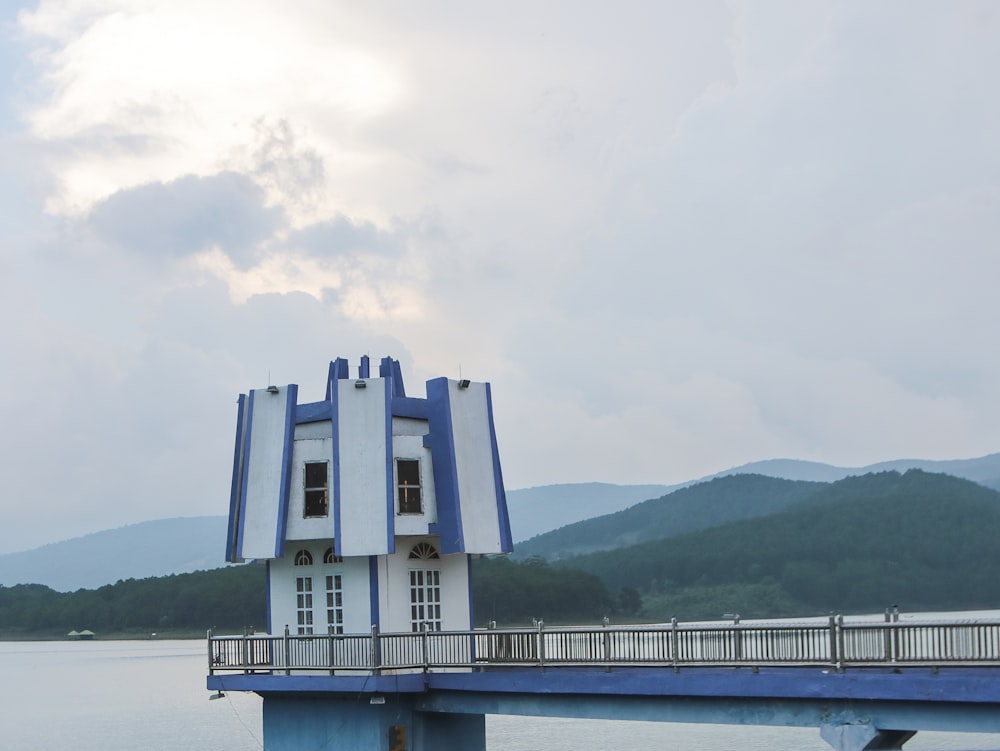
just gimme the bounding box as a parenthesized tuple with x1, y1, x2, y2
(207, 611, 1000, 751)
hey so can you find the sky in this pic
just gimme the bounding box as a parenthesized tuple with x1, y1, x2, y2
(1, 1, 998, 554)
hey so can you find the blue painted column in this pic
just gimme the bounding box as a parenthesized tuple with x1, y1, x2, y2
(262, 694, 485, 751)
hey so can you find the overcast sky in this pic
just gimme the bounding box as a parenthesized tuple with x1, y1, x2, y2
(1, 1, 998, 554)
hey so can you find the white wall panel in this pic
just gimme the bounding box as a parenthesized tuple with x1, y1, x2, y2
(335, 378, 392, 556)
(239, 386, 295, 559)
(285, 436, 335, 542)
(268, 545, 372, 634)
(450, 382, 505, 552)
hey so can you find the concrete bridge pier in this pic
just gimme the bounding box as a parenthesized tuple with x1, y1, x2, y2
(261, 694, 486, 751)
(821, 724, 917, 751)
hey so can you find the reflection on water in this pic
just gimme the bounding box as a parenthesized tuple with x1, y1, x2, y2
(2, 640, 999, 751)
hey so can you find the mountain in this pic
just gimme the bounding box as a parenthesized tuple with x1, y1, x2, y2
(511, 454, 1000, 555)
(513, 475, 825, 561)
(560, 470, 1000, 619)
(505, 482, 675, 541)
(716, 453, 1000, 491)
(4, 452, 998, 591)
(0, 517, 230, 592)
(0, 483, 666, 591)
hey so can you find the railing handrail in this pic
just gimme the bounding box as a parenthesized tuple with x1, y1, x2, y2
(208, 615, 1000, 675)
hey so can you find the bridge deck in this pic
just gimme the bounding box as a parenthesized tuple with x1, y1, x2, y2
(207, 617, 1000, 750)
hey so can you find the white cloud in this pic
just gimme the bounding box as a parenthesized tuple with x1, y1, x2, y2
(20, 0, 406, 216)
(1, 0, 999, 552)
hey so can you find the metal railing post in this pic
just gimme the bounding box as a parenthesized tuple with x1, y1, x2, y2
(732, 614, 742, 662)
(670, 617, 678, 672)
(602, 616, 611, 671)
(828, 615, 842, 670)
(328, 625, 336, 676)
(537, 620, 546, 669)
(371, 624, 381, 675)
(207, 629, 214, 675)
(241, 626, 249, 673)
(883, 609, 893, 662)
(422, 622, 430, 671)
(283, 625, 291, 675)
(891, 605, 901, 662)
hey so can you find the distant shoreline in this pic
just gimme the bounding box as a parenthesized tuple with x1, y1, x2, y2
(0, 628, 211, 642)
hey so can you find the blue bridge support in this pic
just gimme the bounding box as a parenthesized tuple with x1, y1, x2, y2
(211, 665, 1000, 751)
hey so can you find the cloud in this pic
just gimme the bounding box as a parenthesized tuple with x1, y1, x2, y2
(287, 215, 405, 259)
(2, 0, 999, 554)
(87, 172, 284, 265)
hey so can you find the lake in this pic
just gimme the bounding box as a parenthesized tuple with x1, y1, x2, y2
(3, 639, 1000, 751)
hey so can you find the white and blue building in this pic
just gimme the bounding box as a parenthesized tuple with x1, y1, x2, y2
(225, 355, 513, 641)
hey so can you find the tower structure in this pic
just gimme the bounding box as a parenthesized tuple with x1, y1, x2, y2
(225, 355, 513, 638)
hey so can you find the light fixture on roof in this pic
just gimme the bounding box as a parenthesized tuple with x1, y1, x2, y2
(355, 380, 367, 389)
(458, 379, 471, 389)
(266, 385, 279, 394)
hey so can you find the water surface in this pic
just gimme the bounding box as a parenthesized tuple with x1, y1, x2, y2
(3, 640, 1000, 751)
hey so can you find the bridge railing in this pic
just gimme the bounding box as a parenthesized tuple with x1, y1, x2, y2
(207, 615, 1000, 675)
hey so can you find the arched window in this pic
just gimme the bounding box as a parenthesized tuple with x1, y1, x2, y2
(408, 544, 441, 631)
(323, 547, 344, 564)
(294, 549, 313, 566)
(408, 542, 439, 560)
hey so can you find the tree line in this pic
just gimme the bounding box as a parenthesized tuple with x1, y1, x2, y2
(0, 563, 267, 638)
(0, 556, 628, 638)
(5, 470, 997, 637)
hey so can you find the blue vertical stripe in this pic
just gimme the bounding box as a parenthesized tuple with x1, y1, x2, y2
(368, 556, 380, 626)
(426, 377, 464, 554)
(383, 377, 395, 554)
(235, 390, 256, 560)
(226, 394, 247, 563)
(465, 554, 476, 633)
(485, 383, 514, 553)
(379, 356, 406, 397)
(265, 560, 273, 633)
(359, 355, 370, 379)
(326, 358, 349, 400)
(274, 384, 298, 558)
(331, 378, 343, 557)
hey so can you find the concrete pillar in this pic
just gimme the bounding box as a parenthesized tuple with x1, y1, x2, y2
(821, 724, 917, 751)
(262, 694, 485, 751)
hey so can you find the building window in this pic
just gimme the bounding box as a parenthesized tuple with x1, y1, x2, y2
(396, 459, 422, 514)
(304, 462, 329, 517)
(409, 569, 441, 632)
(294, 549, 313, 566)
(296, 576, 314, 635)
(326, 574, 344, 634)
(408, 542, 439, 560)
(323, 547, 344, 564)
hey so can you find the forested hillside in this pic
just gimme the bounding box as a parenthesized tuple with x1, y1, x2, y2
(560, 470, 1000, 620)
(5, 469, 1000, 637)
(0, 563, 267, 638)
(514, 474, 825, 560)
(0, 557, 619, 637)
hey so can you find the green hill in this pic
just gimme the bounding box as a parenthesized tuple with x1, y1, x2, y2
(514, 474, 825, 560)
(0, 563, 267, 639)
(558, 470, 1000, 620)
